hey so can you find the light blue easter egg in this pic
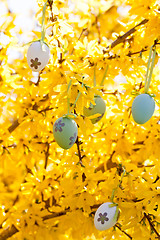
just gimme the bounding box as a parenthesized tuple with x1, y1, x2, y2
(131, 94, 155, 124)
(83, 96, 106, 124)
(53, 117, 78, 149)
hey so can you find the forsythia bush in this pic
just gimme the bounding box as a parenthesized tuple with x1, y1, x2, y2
(0, 0, 160, 239)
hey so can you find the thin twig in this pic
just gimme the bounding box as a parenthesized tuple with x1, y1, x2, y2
(71, 28, 88, 55)
(42, 142, 50, 204)
(144, 212, 160, 239)
(127, 48, 148, 57)
(43, 209, 70, 221)
(44, 142, 50, 170)
(115, 224, 132, 239)
(75, 137, 85, 167)
(78, 28, 88, 41)
(35, 69, 43, 86)
(57, 39, 64, 64)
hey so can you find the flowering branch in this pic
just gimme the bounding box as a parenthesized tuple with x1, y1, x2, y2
(110, 19, 149, 49)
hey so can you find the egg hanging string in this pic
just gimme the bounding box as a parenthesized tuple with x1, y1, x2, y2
(67, 79, 72, 115)
(93, 65, 97, 87)
(110, 166, 126, 204)
(40, 0, 48, 50)
(144, 45, 156, 94)
(66, 77, 85, 118)
(22, 0, 49, 47)
(69, 79, 84, 114)
(100, 65, 108, 87)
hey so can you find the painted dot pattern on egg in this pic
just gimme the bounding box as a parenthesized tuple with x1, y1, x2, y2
(54, 120, 65, 132)
(97, 212, 109, 224)
(30, 58, 41, 70)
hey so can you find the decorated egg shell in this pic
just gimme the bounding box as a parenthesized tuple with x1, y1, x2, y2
(27, 41, 50, 72)
(53, 117, 78, 149)
(132, 93, 155, 124)
(94, 202, 119, 231)
(83, 95, 106, 124)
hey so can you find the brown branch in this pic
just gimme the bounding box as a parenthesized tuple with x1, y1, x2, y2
(75, 137, 85, 167)
(38, 107, 54, 113)
(78, 28, 88, 41)
(57, 39, 64, 64)
(75, 137, 82, 161)
(110, 19, 149, 49)
(127, 48, 148, 57)
(96, 151, 117, 172)
(8, 95, 49, 134)
(0, 225, 18, 240)
(35, 71, 41, 86)
(144, 212, 160, 239)
(71, 28, 88, 55)
(44, 142, 50, 170)
(106, 47, 147, 60)
(42, 209, 70, 221)
(115, 224, 132, 239)
(0, 210, 68, 240)
(42, 142, 50, 203)
(47, 0, 54, 22)
(8, 119, 19, 133)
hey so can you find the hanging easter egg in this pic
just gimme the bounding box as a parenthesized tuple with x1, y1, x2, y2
(27, 41, 50, 72)
(131, 93, 155, 124)
(83, 95, 106, 124)
(94, 202, 119, 231)
(53, 117, 78, 149)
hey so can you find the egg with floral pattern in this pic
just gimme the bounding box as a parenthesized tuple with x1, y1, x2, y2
(83, 95, 106, 124)
(27, 41, 50, 72)
(132, 94, 155, 124)
(94, 202, 119, 231)
(53, 117, 78, 149)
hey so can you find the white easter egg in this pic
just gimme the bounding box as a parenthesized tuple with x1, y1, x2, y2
(94, 202, 119, 231)
(53, 117, 78, 149)
(132, 93, 155, 124)
(27, 41, 50, 72)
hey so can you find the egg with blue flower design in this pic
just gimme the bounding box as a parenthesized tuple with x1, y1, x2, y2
(53, 117, 78, 149)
